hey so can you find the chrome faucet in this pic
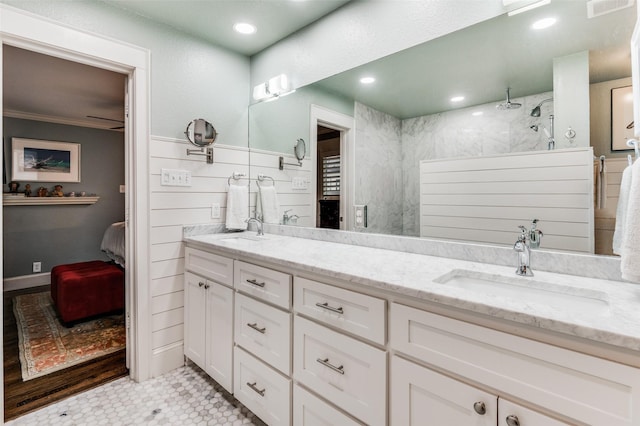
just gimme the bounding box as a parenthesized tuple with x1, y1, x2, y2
(245, 218, 264, 236)
(282, 209, 299, 225)
(514, 220, 543, 277)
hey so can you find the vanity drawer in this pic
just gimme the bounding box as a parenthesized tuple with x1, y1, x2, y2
(390, 303, 640, 426)
(234, 260, 292, 309)
(294, 277, 386, 345)
(184, 247, 233, 286)
(234, 346, 291, 426)
(234, 292, 291, 375)
(293, 384, 363, 426)
(293, 316, 386, 426)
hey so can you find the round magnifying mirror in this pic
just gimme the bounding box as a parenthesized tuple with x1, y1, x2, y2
(294, 138, 306, 161)
(185, 119, 217, 147)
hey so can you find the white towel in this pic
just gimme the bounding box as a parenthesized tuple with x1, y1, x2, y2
(613, 165, 632, 255)
(225, 183, 248, 230)
(620, 159, 640, 282)
(256, 185, 280, 224)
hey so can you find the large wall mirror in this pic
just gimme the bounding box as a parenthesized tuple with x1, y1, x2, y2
(248, 1, 636, 257)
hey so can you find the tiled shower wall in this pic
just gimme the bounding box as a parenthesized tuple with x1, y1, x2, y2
(354, 91, 556, 236)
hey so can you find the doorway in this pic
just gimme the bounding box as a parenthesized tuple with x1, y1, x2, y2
(309, 105, 355, 231)
(316, 125, 341, 229)
(0, 4, 151, 419)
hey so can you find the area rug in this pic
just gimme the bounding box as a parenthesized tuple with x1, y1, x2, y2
(13, 291, 126, 381)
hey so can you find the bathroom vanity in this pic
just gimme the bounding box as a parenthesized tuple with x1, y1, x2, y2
(183, 231, 640, 426)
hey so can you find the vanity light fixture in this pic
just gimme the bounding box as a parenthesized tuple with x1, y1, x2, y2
(233, 22, 256, 35)
(360, 76, 376, 84)
(252, 73, 295, 102)
(532, 17, 557, 30)
(505, 0, 551, 16)
(451, 96, 465, 102)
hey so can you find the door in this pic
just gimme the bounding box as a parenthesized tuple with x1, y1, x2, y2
(205, 281, 234, 392)
(184, 272, 206, 369)
(499, 399, 571, 426)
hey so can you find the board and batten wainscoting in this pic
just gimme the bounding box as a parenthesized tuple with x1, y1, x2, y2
(420, 147, 594, 253)
(149, 138, 314, 376)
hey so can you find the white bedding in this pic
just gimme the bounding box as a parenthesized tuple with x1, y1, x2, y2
(101, 221, 125, 267)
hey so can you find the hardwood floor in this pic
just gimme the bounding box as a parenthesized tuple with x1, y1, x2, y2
(4, 285, 128, 422)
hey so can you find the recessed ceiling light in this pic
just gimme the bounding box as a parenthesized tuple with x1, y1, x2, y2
(451, 96, 465, 102)
(360, 77, 375, 84)
(472, 111, 484, 116)
(532, 17, 556, 30)
(234, 22, 256, 35)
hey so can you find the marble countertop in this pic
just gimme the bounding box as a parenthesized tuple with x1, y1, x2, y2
(184, 232, 640, 352)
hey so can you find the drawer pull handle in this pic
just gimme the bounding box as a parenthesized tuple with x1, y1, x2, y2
(505, 415, 520, 426)
(247, 322, 266, 334)
(198, 281, 205, 288)
(315, 302, 344, 314)
(316, 358, 345, 375)
(246, 381, 265, 397)
(246, 278, 266, 288)
(473, 401, 486, 415)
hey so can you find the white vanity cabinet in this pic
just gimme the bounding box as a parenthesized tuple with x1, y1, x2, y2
(233, 260, 293, 426)
(390, 302, 640, 426)
(293, 276, 387, 426)
(183, 248, 234, 393)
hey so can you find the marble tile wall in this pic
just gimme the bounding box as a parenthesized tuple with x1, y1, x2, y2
(354, 102, 404, 235)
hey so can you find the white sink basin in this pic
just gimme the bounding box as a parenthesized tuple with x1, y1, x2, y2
(217, 233, 277, 243)
(434, 269, 610, 315)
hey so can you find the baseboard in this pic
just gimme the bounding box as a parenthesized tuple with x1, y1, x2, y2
(152, 342, 184, 378)
(3, 272, 51, 292)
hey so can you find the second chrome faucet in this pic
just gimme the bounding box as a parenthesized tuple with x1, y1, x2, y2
(514, 219, 543, 276)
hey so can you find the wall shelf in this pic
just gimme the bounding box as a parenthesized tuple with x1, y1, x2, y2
(3, 194, 99, 206)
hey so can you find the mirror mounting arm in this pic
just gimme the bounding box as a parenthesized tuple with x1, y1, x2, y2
(187, 147, 214, 164)
(278, 156, 302, 170)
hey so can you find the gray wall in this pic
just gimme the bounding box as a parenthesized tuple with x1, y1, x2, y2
(3, 117, 125, 277)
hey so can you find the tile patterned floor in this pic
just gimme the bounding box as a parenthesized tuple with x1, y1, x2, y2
(7, 364, 266, 426)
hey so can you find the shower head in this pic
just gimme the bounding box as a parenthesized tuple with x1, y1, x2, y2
(530, 98, 553, 117)
(496, 88, 522, 110)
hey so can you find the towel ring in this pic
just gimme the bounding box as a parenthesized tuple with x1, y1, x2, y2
(228, 172, 249, 186)
(256, 174, 275, 188)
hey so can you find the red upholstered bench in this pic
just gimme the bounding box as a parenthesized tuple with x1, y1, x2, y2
(51, 260, 124, 324)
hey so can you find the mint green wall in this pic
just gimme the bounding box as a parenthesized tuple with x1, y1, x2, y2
(249, 85, 353, 154)
(2, 0, 250, 146)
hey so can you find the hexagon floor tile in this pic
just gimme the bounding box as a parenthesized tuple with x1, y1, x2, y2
(7, 364, 267, 426)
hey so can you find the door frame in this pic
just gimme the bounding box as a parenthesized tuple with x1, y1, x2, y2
(0, 4, 152, 414)
(310, 105, 355, 230)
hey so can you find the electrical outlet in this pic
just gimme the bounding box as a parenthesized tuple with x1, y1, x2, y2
(211, 203, 221, 219)
(354, 205, 367, 228)
(119, 185, 126, 193)
(33, 261, 41, 273)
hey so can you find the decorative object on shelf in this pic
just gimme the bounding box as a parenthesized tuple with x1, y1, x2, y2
(9, 181, 19, 193)
(11, 138, 81, 182)
(37, 186, 48, 197)
(185, 118, 216, 164)
(24, 184, 31, 197)
(279, 138, 306, 170)
(52, 184, 64, 197)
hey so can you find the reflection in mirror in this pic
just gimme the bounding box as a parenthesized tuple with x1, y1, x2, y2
(248, 1, 636, 257)
(185, 118, 217, 164)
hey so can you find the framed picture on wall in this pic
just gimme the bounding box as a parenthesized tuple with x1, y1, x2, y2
(611, 85, 635, 151)
(11, 138, 81, 182)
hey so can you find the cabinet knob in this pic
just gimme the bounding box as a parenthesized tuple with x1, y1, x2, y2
(198, 281, 205, 287)
(204, 283, 210, 289)
(506, 415, 520, 426)
(473, 401, 486, 415)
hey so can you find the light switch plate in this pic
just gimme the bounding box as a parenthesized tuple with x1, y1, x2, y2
(292, 177, 307, 190)
(161, 168, 192, 187)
